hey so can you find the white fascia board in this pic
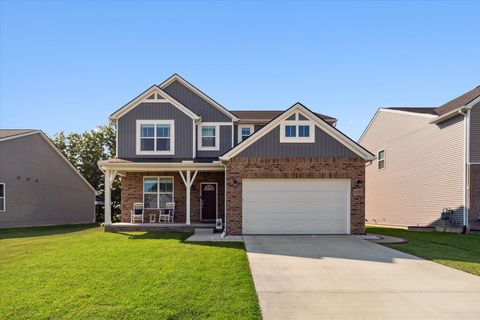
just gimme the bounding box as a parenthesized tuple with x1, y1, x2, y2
(110, 86, 201, 121)
(98, 161, 225, 172)
(221, 103, 375, 161)
(159, 74, 239, 121)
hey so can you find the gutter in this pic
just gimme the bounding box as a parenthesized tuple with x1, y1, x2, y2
(459, 108, 470, 231)
(431, 106, 471, 124)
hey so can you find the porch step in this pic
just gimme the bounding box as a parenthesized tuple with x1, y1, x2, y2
(194, 228, 214, 235)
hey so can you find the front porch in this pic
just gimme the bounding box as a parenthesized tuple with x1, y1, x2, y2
(104, 222, 216, 233)
(99, 159, 226, 231)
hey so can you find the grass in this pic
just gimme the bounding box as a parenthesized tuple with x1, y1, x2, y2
(0, 225, 261, 320)
(367, 225, 480, 276)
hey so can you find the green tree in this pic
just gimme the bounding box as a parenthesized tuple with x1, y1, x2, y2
(50, 124, 120, 222)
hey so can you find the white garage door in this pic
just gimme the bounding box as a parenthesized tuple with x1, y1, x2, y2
(242, 179, 350, 234)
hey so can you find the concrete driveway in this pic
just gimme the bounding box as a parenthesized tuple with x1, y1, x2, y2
(244, 235, 480, 320)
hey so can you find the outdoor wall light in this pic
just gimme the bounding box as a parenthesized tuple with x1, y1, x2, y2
(233, 179, 238, 188)
(356, 180, 363, 187)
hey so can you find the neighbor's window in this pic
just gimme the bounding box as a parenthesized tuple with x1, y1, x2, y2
(137, 120, 174, 154)
(144, 177, 173, 209)
(378, 149, 385, 170)
(0, 183, 5, 212)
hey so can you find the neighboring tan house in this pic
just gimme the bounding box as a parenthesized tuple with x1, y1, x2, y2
(0, 130, 96, 227)
(99, 74, 374, 235)
(359, 86, 480, 231)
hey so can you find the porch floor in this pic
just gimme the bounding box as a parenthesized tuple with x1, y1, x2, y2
(105, 223, 216, 233)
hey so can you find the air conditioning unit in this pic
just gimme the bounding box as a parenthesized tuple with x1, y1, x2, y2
(215, 219, 223, 230)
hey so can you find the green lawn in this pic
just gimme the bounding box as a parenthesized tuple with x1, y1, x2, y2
(0, 225, 261, 320)
(367, 225, 480, 276)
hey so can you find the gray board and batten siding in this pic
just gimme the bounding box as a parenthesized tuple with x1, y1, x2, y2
(237, 125, 358, 158)
(117, 102, 194, 160)
(162, 80, 233, 122)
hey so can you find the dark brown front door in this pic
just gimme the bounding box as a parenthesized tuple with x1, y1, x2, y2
(201, 183, 217, 221)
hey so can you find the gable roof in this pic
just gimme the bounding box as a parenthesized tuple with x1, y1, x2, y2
(385, 107, 438, 115)
(231, 110, 337, 124)
(220, 103, 375, 161)
(109, 85, 201, 121)
(159, 74, 239, 121)
(0, 130, 96, 192)
(435, 85, 480, 116)
(0, 129, 37, 139)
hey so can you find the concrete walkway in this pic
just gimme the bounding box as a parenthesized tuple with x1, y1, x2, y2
(244, 235, 480, 320)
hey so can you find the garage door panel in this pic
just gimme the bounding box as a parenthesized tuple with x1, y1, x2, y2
(243, 191, 348, 203)
(242, 179, 350, 234)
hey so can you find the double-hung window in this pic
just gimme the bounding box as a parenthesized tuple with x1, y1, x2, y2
(0, 183, 5, 212)
(280, 112, 315, 143)
(377, 149, 385, 170)
(136, 120, 174, 155)
(198, 123, 220, 150)
(143, 177, 174, 209)
(238, 125, 254, 142)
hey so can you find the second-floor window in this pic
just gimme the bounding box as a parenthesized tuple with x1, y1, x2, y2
(238, 125, 254, 143)
(136, 120, 175, 155)
(198, 123, 220, 151)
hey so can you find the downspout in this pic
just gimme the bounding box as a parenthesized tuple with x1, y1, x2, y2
(459, 107, 471, 232)
(221, 162, 228, 238)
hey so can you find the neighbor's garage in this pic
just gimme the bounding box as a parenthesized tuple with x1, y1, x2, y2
(242, 179, 351, 234)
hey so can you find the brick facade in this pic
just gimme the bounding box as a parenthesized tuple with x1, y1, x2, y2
(120, 171, 225, 223)
(469, 164, 480, 231)
(225, 157, 366, 235)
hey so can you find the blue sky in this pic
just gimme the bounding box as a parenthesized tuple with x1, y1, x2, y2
(1, 0, 479, 140)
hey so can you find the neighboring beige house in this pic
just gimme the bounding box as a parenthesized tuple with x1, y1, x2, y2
(0, 130, 96, 227)
(359, 86, 480, 231)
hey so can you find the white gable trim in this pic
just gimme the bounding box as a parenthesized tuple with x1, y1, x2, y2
(159, 74, 239, 121)
(220, 103, 375, 161)
(110, 86, 201, 121)
(0, 131, 96, 193)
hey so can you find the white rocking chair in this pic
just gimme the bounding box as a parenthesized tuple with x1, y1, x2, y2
(130, 202, 144, 223)
(159, 202, 175, 223)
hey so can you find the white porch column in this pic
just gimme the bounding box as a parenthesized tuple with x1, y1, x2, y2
(179, 170, 198, 226)
(104, 170, 117, 225)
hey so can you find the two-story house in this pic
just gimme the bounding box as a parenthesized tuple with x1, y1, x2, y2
(99, 74, 374, 235)
(359, 86, 480, 232)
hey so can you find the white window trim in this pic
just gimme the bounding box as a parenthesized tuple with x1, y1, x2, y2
(143, 176, 174, 209)
(198, 123, 220, 151)
(0, 182, 5, 212)
(280, 112, 315, 143)
(238, 124, 254, 143)
(377, 149, 386, 170)
(136, 120, 175, 155)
